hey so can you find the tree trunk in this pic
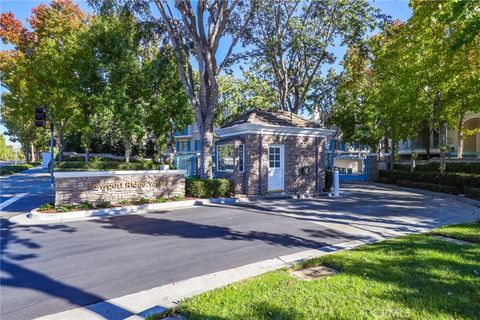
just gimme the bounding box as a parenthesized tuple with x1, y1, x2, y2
(383, 136, 389, 154)
(389, 139, 396, 170)
(439, 123, 447, 173)
(420, 124, 431, 161)
(22, 144, 31, 163)
(198, 124, 214, 179)
(85, 146, 90, 163)
(456, 113, 464, 158)
(410, 137, 416, 173)
(168, 129, 176, 155)
(124, 139, 130, 163)
(30, 142, 36, 162)
(57, 128, 64, 162)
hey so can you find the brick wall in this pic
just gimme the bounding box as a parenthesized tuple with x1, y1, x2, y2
(258, 134, 326, 194)
(216, 134, 326, 195)
(55, 171, 185, 206)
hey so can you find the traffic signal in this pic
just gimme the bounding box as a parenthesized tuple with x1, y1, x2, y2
(35, 106, 46, 128)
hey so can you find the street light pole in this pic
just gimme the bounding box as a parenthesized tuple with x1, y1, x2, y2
(49, 110, 55, 185)
(35, 105, 54, 185)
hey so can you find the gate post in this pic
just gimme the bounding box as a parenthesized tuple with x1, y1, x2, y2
(366, 154, 378, 182)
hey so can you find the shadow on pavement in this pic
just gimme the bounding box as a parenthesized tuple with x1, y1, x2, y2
(0, 218, 135, 320)
(91, 213, 359, 249)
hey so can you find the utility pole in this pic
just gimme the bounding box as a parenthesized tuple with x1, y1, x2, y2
(49, 110, 55, 185)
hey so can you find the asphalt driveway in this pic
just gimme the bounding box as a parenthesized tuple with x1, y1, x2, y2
(1, 184, 479, 320)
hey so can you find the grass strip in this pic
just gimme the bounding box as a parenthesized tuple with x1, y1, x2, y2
(429, 221, 480, 244)
(171, 224, 480, 320)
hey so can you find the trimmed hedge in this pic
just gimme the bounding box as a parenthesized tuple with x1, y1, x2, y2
(378, 170, 480, 199)
(186, 178, 234, 198)
(56, 161, 158, 171)
(61, 156, 150, 163)
(394, 162, 480, 174)
(0, 163, 37, 176)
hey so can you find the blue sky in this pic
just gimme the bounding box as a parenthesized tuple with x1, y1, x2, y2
(0, 0, 412, 146)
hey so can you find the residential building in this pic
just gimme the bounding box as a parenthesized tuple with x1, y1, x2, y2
(398, 112, 480, 158)
(173, 124, 201, 155)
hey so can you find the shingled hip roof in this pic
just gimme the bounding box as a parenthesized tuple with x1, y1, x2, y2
(216, 109, 334, 138)
(221, 109, 319, 129)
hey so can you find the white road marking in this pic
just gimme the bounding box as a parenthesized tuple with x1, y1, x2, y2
(0, 193, 28, 211)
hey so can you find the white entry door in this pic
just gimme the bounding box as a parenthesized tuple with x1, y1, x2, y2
(268, 144, 284, 192)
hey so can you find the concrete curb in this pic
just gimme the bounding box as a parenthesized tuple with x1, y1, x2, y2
(21, 197, 246, 224)
(10, 192, 309, 225)
(33, 237, 382, 320)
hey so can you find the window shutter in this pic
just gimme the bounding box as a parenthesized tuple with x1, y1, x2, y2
(176, 141, 180, 152)
(187, 140, 191, 151)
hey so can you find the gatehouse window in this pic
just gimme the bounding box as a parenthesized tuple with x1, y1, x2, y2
(217, 144, 234, 172)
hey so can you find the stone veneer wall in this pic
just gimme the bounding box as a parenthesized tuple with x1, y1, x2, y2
(55, 171, 185, 206)
(215, 134, 326, 195)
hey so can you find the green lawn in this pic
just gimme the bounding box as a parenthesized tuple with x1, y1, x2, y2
(170, 222, 480, 320)
(429, 221, 480, 243)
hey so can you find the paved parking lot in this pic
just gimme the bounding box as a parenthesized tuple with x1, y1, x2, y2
(1, 184, 479, 320)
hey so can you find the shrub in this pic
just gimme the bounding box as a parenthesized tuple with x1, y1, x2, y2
(186, 178, 206, 198)
(0, 163, 34, 176)
(378, 170, 480, 199)
(56, 161, 158, 171)
(56, 204, 76, 212)
(171, 195, 185, 201)
(394, 162, 480, 174)
(77, 201, 93, 210)
(39, 202, 55, 211)
(156, 196, 166, 203)
(446, 162, 480, 174)
(96, 200, 111, 208)
(186, 177, 233, 198)
(119, 199, 131, 206)
(138, 197, 150, 205)
(205, 178, 233, 198)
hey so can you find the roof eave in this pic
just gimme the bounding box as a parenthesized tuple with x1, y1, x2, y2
(215, 123, 335, 138)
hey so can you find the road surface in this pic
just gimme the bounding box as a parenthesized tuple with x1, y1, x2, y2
(1, 183, 479, 320)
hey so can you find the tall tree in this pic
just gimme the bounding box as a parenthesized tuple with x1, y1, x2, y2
(152, 0, 256, 178)
(242, 0, 385, 114)
(144, 47, 194, 159)
(83, 12, 146, 163)
(333, 1, 479, 170)
(0, 0, 87, 161)
(215, 72, 277, 126)
(1, 93, 47, 162)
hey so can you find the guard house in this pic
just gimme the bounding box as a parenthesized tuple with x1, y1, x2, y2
(215, 109, 334, 195)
